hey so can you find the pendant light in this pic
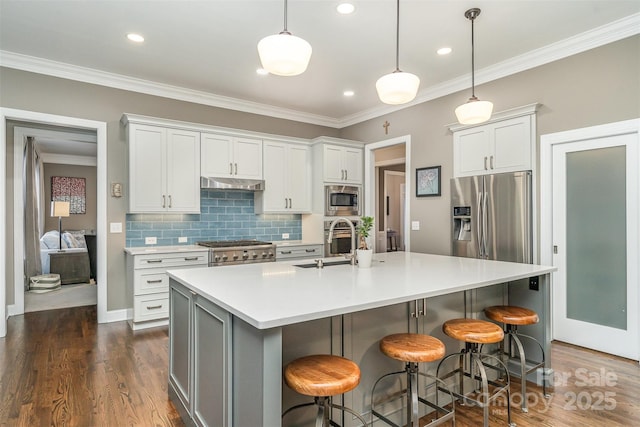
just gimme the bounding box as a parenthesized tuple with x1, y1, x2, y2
(455, 8, 493, 125)
(257, 0, 312, 76)
(376, 0, 420, 105)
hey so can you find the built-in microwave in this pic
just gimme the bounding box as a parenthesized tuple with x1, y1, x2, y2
(325, 185, 361, 217)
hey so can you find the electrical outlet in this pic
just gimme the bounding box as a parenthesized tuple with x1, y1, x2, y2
(178, 236, 188, 243)
(529, 276, 539, 291)
(282, 233, 290, 240)
(145, 236, 157, 245)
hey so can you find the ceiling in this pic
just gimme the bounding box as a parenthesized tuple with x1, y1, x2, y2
(1, 1, 639, 128)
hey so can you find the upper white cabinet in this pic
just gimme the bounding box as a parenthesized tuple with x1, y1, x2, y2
(201, 133, 263, 180)
(128, 124, 200, 213)
(451, 104, 539, 177)
(320, 144, 363, 184)
(255, 141, 311, 213)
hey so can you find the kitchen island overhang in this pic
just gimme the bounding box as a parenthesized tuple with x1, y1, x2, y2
(167, 251, 556, 427)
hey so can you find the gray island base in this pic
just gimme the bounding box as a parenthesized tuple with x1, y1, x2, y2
(167, 251, 555, 427)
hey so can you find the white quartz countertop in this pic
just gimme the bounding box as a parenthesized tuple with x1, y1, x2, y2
(167, 252, 556, 330)
(124, 245, 208, 255)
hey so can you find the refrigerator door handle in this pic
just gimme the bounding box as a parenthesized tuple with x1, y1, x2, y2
(483, 191, 489, 259)
(477, 191, 484, 257)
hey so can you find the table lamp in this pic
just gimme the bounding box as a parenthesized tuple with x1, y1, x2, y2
(51, 201, 70, 251)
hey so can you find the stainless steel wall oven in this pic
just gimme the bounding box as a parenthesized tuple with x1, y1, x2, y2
(324, 219, 359, 257)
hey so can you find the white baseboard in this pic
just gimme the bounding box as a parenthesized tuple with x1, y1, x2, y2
(100, 308, 128, 324)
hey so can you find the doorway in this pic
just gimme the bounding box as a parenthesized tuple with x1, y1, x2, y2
(540, 119, 639, 360)
(1, 108, 108, 338)
(364, 136, 411, 253)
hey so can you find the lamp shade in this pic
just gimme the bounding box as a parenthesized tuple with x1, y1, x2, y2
(454, 98, 494, 125)
(376, 70, 420, 105)
(51, 201, 70, 217)
(257, 32, 312, 76)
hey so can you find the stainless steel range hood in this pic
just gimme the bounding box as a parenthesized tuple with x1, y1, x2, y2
(200, 176, 265, 191)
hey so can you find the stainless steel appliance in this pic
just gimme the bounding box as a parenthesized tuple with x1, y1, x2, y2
(324, 219, 359, 257)
(325, 185, 361, 217)
(197, 240, 276, 266)
(451, 171, 532, 263)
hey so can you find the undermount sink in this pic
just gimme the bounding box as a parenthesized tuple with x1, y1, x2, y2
(294, 259, 353, 268)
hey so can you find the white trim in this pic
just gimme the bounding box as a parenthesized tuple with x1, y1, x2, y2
(364, 135, 411, 253)
(375, 157, 406, 167)
(540, 118, 640, 360)
(1, 108, 111, 337)
(40, 153, 97, 166)
(0, 113, 5, 336)
(3, 13, 637, 129)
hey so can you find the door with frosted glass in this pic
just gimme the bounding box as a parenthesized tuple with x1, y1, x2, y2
(552, 134, 638, 359)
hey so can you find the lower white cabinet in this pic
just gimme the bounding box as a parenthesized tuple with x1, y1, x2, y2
(126, 249, 208, 330)
(169, 279, 232, 427)
(275, 243, 324, 261)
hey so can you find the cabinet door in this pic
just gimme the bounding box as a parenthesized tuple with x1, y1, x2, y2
(453, 127, 491, 177)
(169, 281, 193, 414)
(287, 145, 311, 212)
(234, 137, 263, 179)
(323, 144, 345, 182)
(261, 141, 288, 212)
(342, 147, 363, 184)
(491, 116, 532, 172)
(167, 129, 201, 213)
(201, 133, 234, 177)
(193, 295, 232, 427)
(129, 124, 166, 212)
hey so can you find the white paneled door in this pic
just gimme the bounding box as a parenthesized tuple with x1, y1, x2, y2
(547, 122, 639, 359)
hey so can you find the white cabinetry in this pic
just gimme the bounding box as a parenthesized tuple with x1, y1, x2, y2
(128, 124, 201, 213)
(452, 104, 538, 177)
(201, 133, 262, 180)
(126, 249, 207, 330)
(255, 141, 311, 213)
(322, 144, 363, 184)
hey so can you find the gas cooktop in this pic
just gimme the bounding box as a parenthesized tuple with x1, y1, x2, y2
(196, 240, 272, 248)
(196, 240, 276, 266)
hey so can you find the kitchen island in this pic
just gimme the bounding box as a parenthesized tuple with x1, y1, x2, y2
(167, 251, 555, 427)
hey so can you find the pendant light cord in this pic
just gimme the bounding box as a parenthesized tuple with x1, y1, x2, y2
(283, 0, 289, 33)
(470, 14, 475, 98)
(395, 0, 400, 71)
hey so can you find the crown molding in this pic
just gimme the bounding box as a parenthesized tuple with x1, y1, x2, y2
(1, 13, 638, 129)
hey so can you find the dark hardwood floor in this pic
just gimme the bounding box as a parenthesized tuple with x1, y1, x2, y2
(0, 305, 638, 426)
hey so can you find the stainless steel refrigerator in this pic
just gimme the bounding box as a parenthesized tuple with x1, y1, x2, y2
(451, 171, 532, 263)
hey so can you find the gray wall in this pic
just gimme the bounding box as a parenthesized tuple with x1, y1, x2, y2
(2, 68, 339, 310)
(339, 35, 640, 257)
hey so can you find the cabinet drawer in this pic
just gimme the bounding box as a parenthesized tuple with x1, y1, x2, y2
(134, 293, 169, 322)
(134, 270, 169, 295)
(276, 244, 324, 260)
(134, 252, 208, 269)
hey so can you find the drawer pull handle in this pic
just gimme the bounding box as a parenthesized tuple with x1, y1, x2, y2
(146, 279, 163, 284)
(281, 250, 292, 255)
(184, 257, 199, 261)
(146, 305, 163, 310)
(305, 249, 317, 253)
(146, 259, 163, 264)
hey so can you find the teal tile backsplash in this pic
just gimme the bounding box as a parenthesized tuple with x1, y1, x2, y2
(126, 189, 301, 247)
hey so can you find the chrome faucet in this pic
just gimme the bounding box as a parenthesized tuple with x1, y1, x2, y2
(327, 217, 357, 265)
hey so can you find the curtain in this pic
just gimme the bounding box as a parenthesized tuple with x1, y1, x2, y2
(24, 136, 43, 290)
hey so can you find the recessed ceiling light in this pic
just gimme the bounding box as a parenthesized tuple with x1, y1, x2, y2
(127, 33, 145, 43)
(256, 68, 269, 75)
(437, 47, 452, 55)
(343, 90, 355, 97)
(337, 3, 355, 15)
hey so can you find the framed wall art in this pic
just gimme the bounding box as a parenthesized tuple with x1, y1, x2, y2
(416, 166, 441, 197)
(51, 176, 86, 214)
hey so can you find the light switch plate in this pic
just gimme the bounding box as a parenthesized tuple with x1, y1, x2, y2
(178, 236, 188, 243)
(411, 221, 420, 231)
(110, 222, 122, 233)
(145, 237, 157, 245)
(282, 233, 290, 239)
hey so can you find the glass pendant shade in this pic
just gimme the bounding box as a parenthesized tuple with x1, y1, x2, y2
(257, 32, 312, 76)
(376, 70, 420, 105)
(455, 97, 494, 125)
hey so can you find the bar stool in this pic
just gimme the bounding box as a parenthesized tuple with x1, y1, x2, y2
(437, 319, 514, 427)
(282, 354, 368, 427)
(484, 305, 548, 412)
(371, 333, 455, 427)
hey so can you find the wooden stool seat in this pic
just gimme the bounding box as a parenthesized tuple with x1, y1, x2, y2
(485, 305, 539, 325)
(442, 318, 504, 344)
(284, 355, 361, 397)
(379, 333, 446, 363)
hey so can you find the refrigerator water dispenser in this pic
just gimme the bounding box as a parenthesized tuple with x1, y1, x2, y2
(453, 206, 472, 241)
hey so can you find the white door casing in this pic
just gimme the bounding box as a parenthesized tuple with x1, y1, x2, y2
(540, 119, 640, 360)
